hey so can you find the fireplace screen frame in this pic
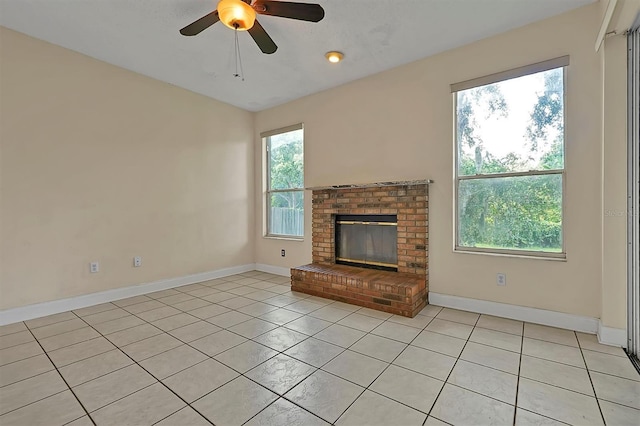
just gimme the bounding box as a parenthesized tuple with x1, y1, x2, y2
(335, 214, 398, 272)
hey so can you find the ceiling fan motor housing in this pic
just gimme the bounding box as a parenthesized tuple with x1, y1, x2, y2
(217, 0, 256, 31)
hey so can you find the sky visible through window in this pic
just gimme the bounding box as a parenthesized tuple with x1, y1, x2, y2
(458, 69, 563, 173)
(269, 129, 303, 152)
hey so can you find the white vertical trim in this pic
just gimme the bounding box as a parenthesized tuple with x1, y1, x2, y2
(598, 321, 628, 347)
(596, 0, 618, 52)
(628, 27, 640, 356)
(0, 264, 256, 326)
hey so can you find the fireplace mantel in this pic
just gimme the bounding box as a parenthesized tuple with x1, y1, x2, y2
(306, 179, 433, 191)
(291, 181, 429, 317)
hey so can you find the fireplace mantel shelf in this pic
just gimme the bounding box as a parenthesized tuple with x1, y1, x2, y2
(305, 179, 433, 191)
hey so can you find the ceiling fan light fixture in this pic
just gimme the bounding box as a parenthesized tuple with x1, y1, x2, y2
(325, 51, 344, 63)
(217, 0, 256, 31)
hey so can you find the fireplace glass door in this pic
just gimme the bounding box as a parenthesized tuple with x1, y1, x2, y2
(335, 215, 398, 271)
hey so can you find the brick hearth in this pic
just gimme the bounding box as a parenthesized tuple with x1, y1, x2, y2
(291, 181, 429, 317)
(291, 264, 427, 317)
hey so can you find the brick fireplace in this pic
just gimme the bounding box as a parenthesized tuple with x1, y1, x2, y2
(291, 181, 429, 317)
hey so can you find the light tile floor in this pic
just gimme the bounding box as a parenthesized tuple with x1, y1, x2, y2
(1, 271, 638, 425)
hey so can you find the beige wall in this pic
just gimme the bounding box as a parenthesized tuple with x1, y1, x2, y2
(255, 4, 611, 320)
(601, 34, 627, 330)
(0, 28, 255, 310)
(0, 2, 631, 328)
(600, 0, 637, 329)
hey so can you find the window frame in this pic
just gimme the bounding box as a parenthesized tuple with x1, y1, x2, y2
(263, 123, 305, 239)
(452, 58, 568, 259)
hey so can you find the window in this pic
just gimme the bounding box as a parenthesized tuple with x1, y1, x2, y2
(264, 124, 304, 238)
(453, 57, 568, 257)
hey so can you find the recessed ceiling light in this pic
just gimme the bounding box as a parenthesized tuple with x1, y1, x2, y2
(325, 51, 344, 63)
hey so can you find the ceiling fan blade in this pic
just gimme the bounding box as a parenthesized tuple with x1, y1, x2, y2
(248, 20, 278, 54)
(179, 11, 220, 36)
(253, 1, 324, 22)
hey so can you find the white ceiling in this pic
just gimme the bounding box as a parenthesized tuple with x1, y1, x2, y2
(0, 0, 595, 111)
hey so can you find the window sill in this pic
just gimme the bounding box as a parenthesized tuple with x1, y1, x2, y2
(264, 235, 304, 242)
(454, 247, 567, 262)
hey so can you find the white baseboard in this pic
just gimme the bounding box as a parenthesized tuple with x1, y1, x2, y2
(5, 265, 628, 350)
(0, 264, 256, 326)
(597, 322, 627, 348)
(429, 292, 600, 334)
(255, 263, 291, 277)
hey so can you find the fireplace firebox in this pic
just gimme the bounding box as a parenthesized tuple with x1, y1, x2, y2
(335, 214, 398, 271)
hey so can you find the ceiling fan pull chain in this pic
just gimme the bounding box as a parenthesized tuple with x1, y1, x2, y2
(233, 25, 245, 81)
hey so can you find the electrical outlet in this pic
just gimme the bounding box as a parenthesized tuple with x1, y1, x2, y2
(497, 273, 506, 286)
(281, 249, 286, 257)
(133, 256, 142, 267)
(90, 262, 99, 273)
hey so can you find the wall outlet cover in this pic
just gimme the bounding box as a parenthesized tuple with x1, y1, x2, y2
(497, 273, 506, 286)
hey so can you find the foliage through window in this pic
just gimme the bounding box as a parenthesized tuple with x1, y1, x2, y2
(266, 126, 304, 237)
(455, 64, 565, 256)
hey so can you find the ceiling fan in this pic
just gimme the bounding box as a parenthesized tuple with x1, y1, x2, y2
(179, 0, 325, 54)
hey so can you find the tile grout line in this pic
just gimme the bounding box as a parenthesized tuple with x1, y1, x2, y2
(70, 310, 217, 426)
(1, 344, 138, 391)
(195, 303, 484, 424)
(233, 349, 334, 425)
(515, 372, 609, 399)
(326, 308, 443, 424)
(19, 323, 97, 426)
(0, 388, 71, 420)
(0, 327, 31, 339)
(511, 319, 525, 425)
(185, 291, 406, 424)
(576, 331, 608, 425)
(192, 302, 360, 425)
(182, 332, 336, 423)
(4, 304, 501, 354)
(0, 329, 70, 351)
(156, 294, 627, 425)
(237, 371, 328, 426)
(246, 313, 389, 425)
(516, 408, 573, 425)
(2, 274, 282, 348)
(13, 307, 467, 359)
(357, 320, 437, 421)
(70, 278, 337, 425)
(307, 321, 392, 423)
(424, 311, 481, 425)
(0, 347, 47, 370)
(453, 320, 593, 424)
(10, 276, 634, 425)
(512, 330, 610, 425)
(0, 363, 57, 390)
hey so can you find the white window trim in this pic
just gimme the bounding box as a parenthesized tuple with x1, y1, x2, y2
(263, 124, 304, 239)
(452, 60, 568, 259)
(450, 56, 570, 93)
